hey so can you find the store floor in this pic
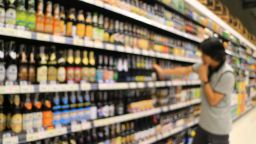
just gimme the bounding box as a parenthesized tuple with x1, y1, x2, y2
(230, 107, 256, 144)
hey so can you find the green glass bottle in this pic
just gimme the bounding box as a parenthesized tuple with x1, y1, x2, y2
(16, 0, 26, 29)
(26, 0, 35, 31)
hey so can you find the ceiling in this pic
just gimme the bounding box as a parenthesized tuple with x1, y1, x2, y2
(220, 0, 256, 36)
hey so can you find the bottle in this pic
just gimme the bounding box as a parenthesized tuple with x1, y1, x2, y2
(26, 0, 35, 31)
(5, 41, 18, 84)
(5, 0, 16, 28)
(52, 93, 61, 127)
(69, 133, 77, 144)
(18, 44, 28, 83)
(10, 95, 22, 133)
(0, 0, 5, 26)
(96, 54, 103, 83)
(103, 16, 110, 43)
(92, 12, 99, 40)
(66, 49, 74, 83)
(81, 50, 89, 82)
(53, 3, 61, 35)
(22, 94, 33, 131)
(57, 49, 66, 83)
(42, 94, 53, 129)
(85, 12, 93, 39)
(66, 8, 76, 37)
(47, 46, 57, 82)
(110, 124, 116, 143)
(28, 46, 36, 84)
(97, 92, 103, 119)
(60, 92, 70, 125)
(108, 56, 114, 83)
(0, 94, 6, 132)
(76, 91, 84, 121)
(108, 91, 115, 117)
(36, 0, 44, 32)
(76, 10, 85, 38)
(104, 126, 111, 144)
(103, 55, 109, 82)
(33, 94, 42, 129)
(102, 91, 109, 118)
(16, 0, 26, 29)
(69, 92, 77, 122)
(60, 6, 66, 35)
(119, 22, 124, 45)
(0, 40, 5, 85)
(88, 51, 96, 83)
(120, 123, 126, 144)
(6, 95, 13, 130)
(44, 1, 53, 33)
(74, 49, 81, 83)
(116, 91, 124, 115)
(109, 19, 115, 44)
(89, 91, 97, 120)
(115, 123, 122, 144)
(37, 46, 48, 84)
(98, 14, 104, 41)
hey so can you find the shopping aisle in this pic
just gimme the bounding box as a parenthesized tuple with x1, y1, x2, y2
(230, 107, 256, 144)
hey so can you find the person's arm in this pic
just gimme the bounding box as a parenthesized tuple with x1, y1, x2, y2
(153, 64, 193, 76)
(199, 65, 235, 106)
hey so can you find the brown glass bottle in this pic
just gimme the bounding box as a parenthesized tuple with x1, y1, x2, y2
(22, 94, 33, 131)
(57, 50, 66, 83)
(76, 10, 85, 38)
(47, 46, 57, 82)
(42, 94, 53, 129)
(28, 46, 36, 84)
(81, 50, 89, 82)
(66, 8, 76, 37)
(88, 51, 96, 83)
(18, 44, 28, 83)
(10, 95, 22, 133)
(53, 3, 61, 35)
(0, 94, 6, 132)
(44, 1, 53, 33)
(60, 6, 66, 36)
(85, 12, 93, 39)
(37, 46, 48, 84)
(66, 49, 74, 83)
(74, 49, 81, 83)
(32, 94, 42, 129)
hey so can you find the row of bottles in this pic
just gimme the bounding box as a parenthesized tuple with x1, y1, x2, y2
(25, 105, 200, 144)
(0, 0, 199, 57)
(0, 39, 200, 84)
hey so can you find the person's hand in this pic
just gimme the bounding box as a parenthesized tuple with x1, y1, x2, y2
(199, 64, 208, 82)
(153, 64, 164, 80)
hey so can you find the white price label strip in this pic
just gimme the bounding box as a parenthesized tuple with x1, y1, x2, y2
(20, 85, 34, 93)
(80, 83, 92, 91)
(105, 43, 115, 51)
(116, 45, 125, 52)
(71, 122, 82, 132)
(137, 82, 145, 88)
(2, 136, 18, 144)
(125, 47, 133, 53)
(17, 30, 32, 39)
(94, 41, 104, 48)
(133, 48, 141, 54)
(5, 85, 20, 94)
(84, 39, 94, 47)
(82, 121, 91, 130)
(73, 38, 84, 46)
(36, 33, 50, 41)
(53, 35, 65, 43)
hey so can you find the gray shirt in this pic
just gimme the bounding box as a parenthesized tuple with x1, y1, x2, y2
(193, 62, 235, 135)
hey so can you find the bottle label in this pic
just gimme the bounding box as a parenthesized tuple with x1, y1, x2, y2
(97, 107, 103, 118)
(19, 65, 28, 81)
(66, 21, 73, 36)
(16, 10, 27, 28)
(57, 67, 66, 82)
(88, 68, 96, 83)
(48, 66, 57, 81)
(36, 14, 44, 32)
(28, 66, 36, 83)
(85, 25, 93, 38)
(26, 12, 36, 30)
(22, 113, 33, 130)
(102, 105, 109, 118)
(66, 67, 74, 82)
(96, 69, 103, 83)
(76, 23, 85, 37)
(74, 67, 81, 83)
(53, 19, 61, 34)
(0, 8, 5, 24)
(37, 66, 47, 83)
(7, 64, 18, 82)
(60, 110, 70, 125)
(109, 105, 115, 117)
(11, 113, 22, 133)
(43, 110, 53, 128)
(0, 113, 6, 132)
(117, 106, 124, 115)
(33, 112, 42, 129)
(60, 20, 66, 35)
(81, 67, 88, 82)
(90, 106, 97, 120)
(44, 17, 53, 33)
(5, 8, 16, 26)
(53, 111, 61, 126)
(0, 64, 5, 82)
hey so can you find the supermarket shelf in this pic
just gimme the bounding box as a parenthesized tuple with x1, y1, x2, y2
(225, 50, 240, 58)
(139, 119, 199, 144)
(185, 0, 256, 51)
(79, 0, 203, 43)
(94, 99, 201, 128)
(1, 121, 92, 144)
(233, 106, 255, 122)
(0, 80, 201, 94)
(1, 100, 200, 144)
(0, 27, 201, 64)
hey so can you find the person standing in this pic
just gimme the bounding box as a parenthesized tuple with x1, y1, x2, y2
(153, 37, 235, 144)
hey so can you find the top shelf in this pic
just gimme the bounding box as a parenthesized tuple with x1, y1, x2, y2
(184, 0, 256, 50)
(79, 0, 203, 43)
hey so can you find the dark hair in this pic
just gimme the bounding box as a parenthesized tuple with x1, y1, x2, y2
(199, 37, 226, 62)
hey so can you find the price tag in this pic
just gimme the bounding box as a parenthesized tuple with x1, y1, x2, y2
(105, 43, 115, 51)
(70, 84, 79, 91)
(71, 121, 82, 132)
(166, 81, 172, 86)
(2, 136, 19, 144)
(20, 85, 34, 93)
(94, 0, 104, 7)
(57, 127, 68, 135)
(148, 50, 155, 57)
(94, 40, 104, 48)
(39, 85, 48, 92)
(147, 82, 154, 88)
(17, 30, 32, 39)
(0, 86, 5, 94)
(137, 82, 145, 88)
(26, 132, 38, 142)
(46, 129, 58, 137)
(125, 47, 133, 53)
(5, 27, 16, 36)
(84, 39, 94, 47)
(82, 121, 91, 130)
(5, 85, 20, 94)
(53, 35, 65, 43)
(128, 82, 137, 89)
(141, 50, 149, 56)
(160, 81, 166, 87)
(133, 48, 141, 54)
(116, 45, 125, 52)
(73, 38, 84, 46)
(36, 33, 50, 41)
